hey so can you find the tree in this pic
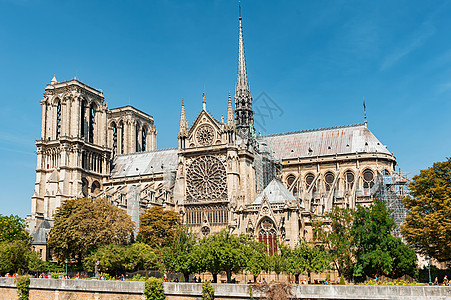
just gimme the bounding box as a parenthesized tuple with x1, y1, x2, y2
(313, 207, 355, 280)
(138, 206, 181, 249)
(0, 215, 30, 243)
(352, 199, 416, 280)
(161, 226, 198, 282)
(243, 238, 270, 282)
(83, 242, 158, 274)
(401, 158, 451, 262)
(47, 197, 134, 263)
(196, 230, 247, 283)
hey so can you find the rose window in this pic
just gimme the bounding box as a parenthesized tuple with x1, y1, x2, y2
(186, 155, 227, 202)
(196, 124, 214, 146)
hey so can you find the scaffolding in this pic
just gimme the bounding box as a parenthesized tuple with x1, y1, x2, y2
(372, 172, 409, 238)
(255, 137, 281, 193)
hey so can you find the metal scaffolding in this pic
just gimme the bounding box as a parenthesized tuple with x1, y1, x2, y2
(372, 172, 409, 238)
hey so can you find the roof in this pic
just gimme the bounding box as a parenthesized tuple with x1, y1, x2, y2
(259, 123, 391, 160)
(110, 148, 178, 178)
(31, 219, 51, 244)
(252, 179, 296, 205)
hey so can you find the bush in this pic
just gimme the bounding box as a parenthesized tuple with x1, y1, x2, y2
(202, 280, 214, 300)
(339, 274, 345, 285)
(15, 275, 30, 300)
(144, 277, 165, 300)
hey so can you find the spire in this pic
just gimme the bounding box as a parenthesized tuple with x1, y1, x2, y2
(51, 75, 58, 85)
(178, 98, 187, 137)
(227, 91, 235, 127)
(363, 98, 367, 127)
(234, 1, 254, 137)
(202, 93, 206, 111)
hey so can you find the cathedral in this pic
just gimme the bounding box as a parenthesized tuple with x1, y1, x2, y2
(27, 12, 399, 260)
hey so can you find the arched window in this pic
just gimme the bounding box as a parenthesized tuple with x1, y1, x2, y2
(88, 103, 96, 143)
(81, 178, 88, 197)
(91, 181, 101, 196)
(56, 101, 61, 139)
(81, 100, 87, 138)
(363, 169, 375, 189)
(286, 174, 296, 189)
(325, 172, 335, 191)
(142, 126, 147, 152)
(345, 170, 355, 190)
(135, 125, 140, 152)
(112, 123, 117, 157)
(119, 121, 124, 154)
(305, 173, 316, 192)
(258, 219, 277, 256)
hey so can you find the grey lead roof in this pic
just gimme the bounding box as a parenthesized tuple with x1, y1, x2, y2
(259, 123, 391, 160)
(110, 148, 178, 178)
(252, 179, 296, 205)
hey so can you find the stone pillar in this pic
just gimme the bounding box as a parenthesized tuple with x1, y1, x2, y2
(41, 101, 47, 140)
(130, 120, 136, 154)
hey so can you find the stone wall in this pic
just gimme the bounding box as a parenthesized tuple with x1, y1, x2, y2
(1, 278, 450, 300)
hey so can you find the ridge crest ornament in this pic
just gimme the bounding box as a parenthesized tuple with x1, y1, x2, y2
(196, 124, 214, 146)
(186, 155, 227, 202)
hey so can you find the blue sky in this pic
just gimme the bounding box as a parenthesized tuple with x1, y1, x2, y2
(1, 0, 451, 218)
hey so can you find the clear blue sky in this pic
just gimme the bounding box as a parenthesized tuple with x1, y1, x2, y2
(1, 0, 450, 218)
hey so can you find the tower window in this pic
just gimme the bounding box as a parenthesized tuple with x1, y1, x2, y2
(142, 126, 146, 152)
(56, 101, 61, 139)
(89, 103, 95, 143)
(135, 125, 140, 152)
(81, 100, 86, 138)
(112, 123, 117, 157)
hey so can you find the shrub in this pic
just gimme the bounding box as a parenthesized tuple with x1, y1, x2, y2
(202, 280, 214, 300)
(15, 275, 30, 300)
(339, 274, 345, 285)
(144, 277, 165, 300)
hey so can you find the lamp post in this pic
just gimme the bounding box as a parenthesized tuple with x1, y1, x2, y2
(426, 256, 431, 285)
(64, 258, 68, 277)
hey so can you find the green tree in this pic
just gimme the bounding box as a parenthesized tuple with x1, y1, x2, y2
(138, 206, 181, 249)
(401, 158, 451, 262)
(269, 253, 285, 282)
(352, 199, 416, 280)
(0, 215, 30, 243)
(83, 242, 158, 274)
(48, 197, 134, 263)
(313, 207, 354, 280)
(0, 240, 29, 273)
(196, 230, 247, 283)
(161, 226, 198, 282)
(243, 238, 269, 282)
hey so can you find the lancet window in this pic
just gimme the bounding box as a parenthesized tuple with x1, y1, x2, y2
(56, 101, 61, 139)
(142, 126, 147, 151)
(112, 123, 117, 157)
(88, 103, 95, 143)
(258, 219, 277, 256)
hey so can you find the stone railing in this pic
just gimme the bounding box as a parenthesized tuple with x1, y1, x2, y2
(0, 278, 450, 300)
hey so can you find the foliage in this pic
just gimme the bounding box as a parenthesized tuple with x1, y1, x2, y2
(144, 277, 165, 300)
(83, 242, 158, 274)
(401, 158, 451, 262)
(202, 280, 214, 300)
(138, 206, 181, 249)
(352, 200, 416, 280)
(269, 253, 285, 280)
(0, 241, 30, 273)
(339, 274, 345, 285)
(0, 215, 30, 243)
(15, 275, 30, 300)
(243, 238, 270, 282)
(359, 278, 417, 286)
(160, 226, 197, 281)
(280, 242, 330, 283)
(313, 207, 354, 280)
(196, 230, 247, 283)
(48, 197, 134, 263)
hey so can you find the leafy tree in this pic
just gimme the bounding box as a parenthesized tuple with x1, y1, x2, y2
(0, 215, 30, 243)
(243, 238, 270, 282)
(83, 242, 158, 274)
(196, 230, 247, 283)
(161, 226, 198, 282)
(138, 206, 181, 249)
(352, 200, 416, 280)
(313, 207, 355, 280)
(47, 197, 134, 263)
(0, 241, 29, 273)
(401, 158, 451, 262)
(144, 277, 165, 300)
(269, 253, 285, 281)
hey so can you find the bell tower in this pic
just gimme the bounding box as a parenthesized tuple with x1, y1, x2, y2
(29, 76, 111, 232)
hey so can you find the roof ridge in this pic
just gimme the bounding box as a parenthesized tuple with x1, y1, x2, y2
(116, 147, 178, 158)
(260, 123, 365, 138)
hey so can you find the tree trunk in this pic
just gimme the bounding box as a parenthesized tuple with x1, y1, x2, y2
(308, 272, 311, 284)
(226, 268, 232, 283)
(253, 274, 257, 283)
(212, 273, 218, 283)
(183, 272, 190, 282)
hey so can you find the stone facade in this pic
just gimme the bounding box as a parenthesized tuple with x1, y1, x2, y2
(27, 13, 403, 257)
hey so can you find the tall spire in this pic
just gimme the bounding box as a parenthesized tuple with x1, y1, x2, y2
(178, 98, 187, 137)
(234, 0, 254, 137)
(202, 93, 206, 111)
(363, 98, 367, 127)
(227, 91, 235, 127)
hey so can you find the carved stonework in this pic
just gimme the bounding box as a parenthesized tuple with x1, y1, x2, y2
(186, 155, 227, 202)
(196, 124, 214, 146)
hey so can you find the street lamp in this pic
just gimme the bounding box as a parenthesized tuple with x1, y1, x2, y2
(64, 258, 68, 277)
(426, 256, 431, 285)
